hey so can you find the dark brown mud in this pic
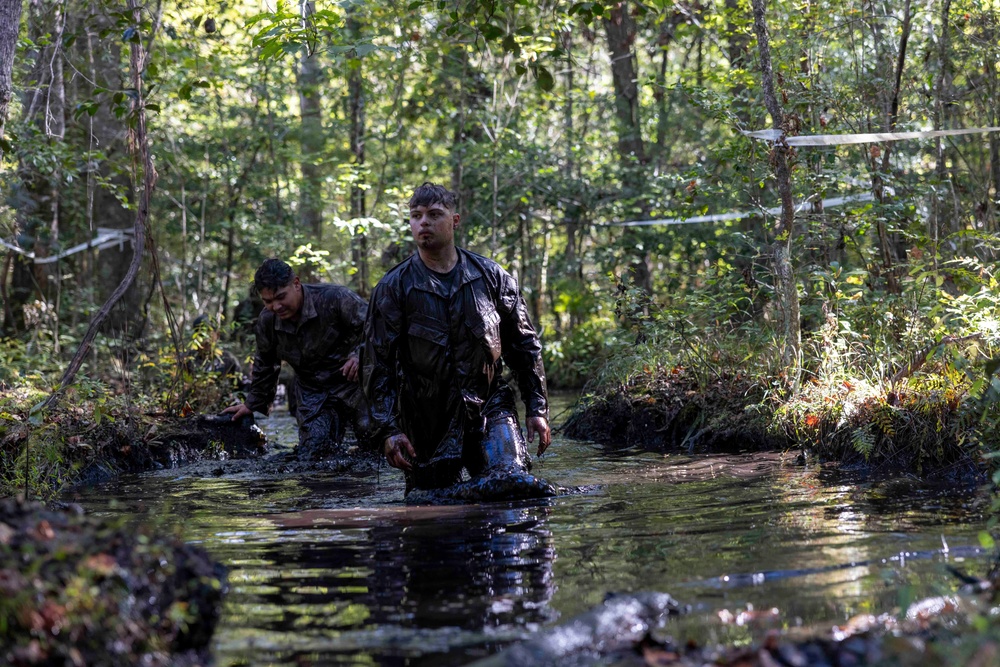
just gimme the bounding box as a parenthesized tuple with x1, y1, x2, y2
(564, 376, 784, 454)
(564, 379, 988, 484)
(62, 415, 267, 486)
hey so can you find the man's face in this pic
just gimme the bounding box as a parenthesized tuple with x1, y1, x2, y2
(410, 202, 458, 252)
(259, 278, 304, 321)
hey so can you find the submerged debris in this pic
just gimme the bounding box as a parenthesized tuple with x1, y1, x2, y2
(475, 584, 1000, 667)
(469, 591, 686, 666)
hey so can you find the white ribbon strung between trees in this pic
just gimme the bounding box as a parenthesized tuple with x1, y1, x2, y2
(0, 227, 134, 264)
(610, 125, 1000, 227)
(611, 193, 875, 228)
(742, 125, 1000, 147)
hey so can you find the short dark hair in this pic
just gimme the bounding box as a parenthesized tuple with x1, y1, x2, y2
(252, 258, 295, 295)
(409, 182, 458, 211)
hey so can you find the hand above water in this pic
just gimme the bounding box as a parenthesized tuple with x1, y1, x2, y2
(340, 354, 360, 382)
(384, 433, 417, 471)
(527, 416, 551, 456)
(222, 403, 252, 421)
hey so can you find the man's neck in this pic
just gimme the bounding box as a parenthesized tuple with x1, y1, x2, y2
(418, 245, 459, 274)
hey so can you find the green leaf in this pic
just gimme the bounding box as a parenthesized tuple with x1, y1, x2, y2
(28, 402, 44, 427)
(535, 66, 554, 91)
(481, 24, 504, 41)
(978, 531, 995, 549)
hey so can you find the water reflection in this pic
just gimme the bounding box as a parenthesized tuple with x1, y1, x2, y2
(216, 504, 557, 665)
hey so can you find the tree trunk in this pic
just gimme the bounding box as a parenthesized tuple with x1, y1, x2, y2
(348, 14, 368, 296)
(931, 0, 951, 264)
(603, 0, 652, 295)
(870, 0, 911, 293)
(0, 0, 23, 150)
(296, 0, 325, 249)
(750, 0, 801, 380)
(725, 0, 750, 124)
(7, 0, 62, 333)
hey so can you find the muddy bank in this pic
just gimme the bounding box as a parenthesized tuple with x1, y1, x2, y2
(564, 373, 989, 483)
(564, 373, 783, 454)
(69, 414, 269, 487)
(0, 498, 226, 667)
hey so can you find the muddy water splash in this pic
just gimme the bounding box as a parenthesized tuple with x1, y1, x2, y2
(68, 394, 991, 666)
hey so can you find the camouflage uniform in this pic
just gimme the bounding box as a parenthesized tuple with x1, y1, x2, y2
(245, 284, 371, 459)
(363, 249, 548, 491)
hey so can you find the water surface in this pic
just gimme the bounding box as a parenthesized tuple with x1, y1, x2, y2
(70, 394, 991, 665)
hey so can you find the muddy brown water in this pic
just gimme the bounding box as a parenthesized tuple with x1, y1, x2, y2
(68, 393, 992, 666)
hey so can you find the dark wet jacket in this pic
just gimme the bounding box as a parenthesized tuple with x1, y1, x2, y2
(245, 284, 367, 422)
(363, 249, 548, 467)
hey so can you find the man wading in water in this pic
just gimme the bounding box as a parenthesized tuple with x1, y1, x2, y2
(362, 182, 552, 494)
(223, 259, 373, 460)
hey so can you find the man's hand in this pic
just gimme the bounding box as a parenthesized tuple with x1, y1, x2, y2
(222, 403, 252, 422)
(526, 416, 551, 456)
(340, 354, 360, 382)
(384, 433, 417, 471)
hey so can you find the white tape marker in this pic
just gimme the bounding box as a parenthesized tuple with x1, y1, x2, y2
(610, 193, 874, 227)
(743, 126, 1000, 146)
(1, 228, 135, 264)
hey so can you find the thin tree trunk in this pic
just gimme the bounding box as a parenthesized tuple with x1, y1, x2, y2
(750, 0, 801, 381)
(44, 0, 155, 408)
(932, 0, 951, 266)
(725, 0, 750, 124)
(348, 14, 368, 296)
(871, 0, 911, 293)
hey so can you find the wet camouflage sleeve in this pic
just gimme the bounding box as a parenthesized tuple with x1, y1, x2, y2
(339, 288, 368, 359)
(244, 315, 281, 415)
(496, 270, 549, 420)
(362, 280, 404, 444)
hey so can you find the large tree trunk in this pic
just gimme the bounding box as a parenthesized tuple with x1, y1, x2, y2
(296, 0, 325, 249)
(750, 0, 801, 381)
(603, 0, 652, 295)
(0, 0, 22, 149)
